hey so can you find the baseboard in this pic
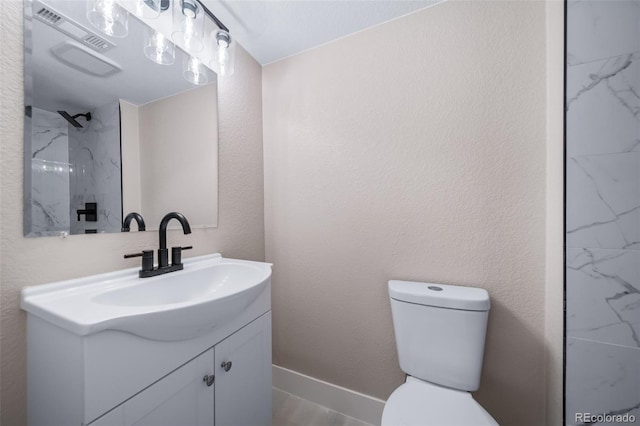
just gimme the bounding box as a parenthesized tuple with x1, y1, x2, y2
(272, 365, 386, 426)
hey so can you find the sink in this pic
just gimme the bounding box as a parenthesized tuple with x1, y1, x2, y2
(21, 254, 272, 341)
(92, 263, 267, 307)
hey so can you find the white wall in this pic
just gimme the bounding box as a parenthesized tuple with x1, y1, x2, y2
(0, 1, 265, 423)
(263, 1, 548, 424)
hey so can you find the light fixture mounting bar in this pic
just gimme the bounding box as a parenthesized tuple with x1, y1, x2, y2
(195, 0, 229, 32)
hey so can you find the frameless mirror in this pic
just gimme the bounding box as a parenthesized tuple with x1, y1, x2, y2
(24, 0, 218, 237)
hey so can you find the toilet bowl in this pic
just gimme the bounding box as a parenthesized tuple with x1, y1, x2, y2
(382, 280, 498, 426)
(382, 377, 497, 426)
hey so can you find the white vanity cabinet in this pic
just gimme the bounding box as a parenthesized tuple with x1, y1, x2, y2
(214, 312, 272, 426)
(92, 350, 215, 426)
(21, 254, 273, 426)
(90, 314, 272, 426)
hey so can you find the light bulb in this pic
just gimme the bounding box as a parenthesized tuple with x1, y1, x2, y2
(210, 29, 235, 76)
(217, 45, 229, 66)
(172, 0, 204, 53)
(216, 31, 230, 48)
(181, 0, 198, 18)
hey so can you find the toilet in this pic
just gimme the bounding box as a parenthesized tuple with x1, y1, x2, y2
(382, 280, 499, 426)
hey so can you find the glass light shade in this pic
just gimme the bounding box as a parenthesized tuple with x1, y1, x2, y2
(87, 0, 129, 38)
(172, 0, 204, 53)
(133, 0, 162, 19)
(144, 27, 175, 65)
(209, 29, 236, 76)
(183, 55, 209, 85)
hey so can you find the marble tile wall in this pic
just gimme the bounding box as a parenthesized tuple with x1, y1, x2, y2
(25, 107, 71, 236)
(68, 100, 122, 234)
(566, 1, 640, 424)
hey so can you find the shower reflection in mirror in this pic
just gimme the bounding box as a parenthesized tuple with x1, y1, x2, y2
(26, 101, 122, 236)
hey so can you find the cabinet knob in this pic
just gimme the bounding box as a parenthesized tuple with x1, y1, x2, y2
(203, 374, 214, 386)
(221, 361, 232, 372)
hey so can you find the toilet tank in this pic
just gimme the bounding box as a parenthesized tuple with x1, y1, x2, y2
(388, 280, 490, 392)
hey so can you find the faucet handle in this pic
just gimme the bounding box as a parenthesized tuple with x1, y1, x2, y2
(77, 202, 98, 222)
(124, 250, 154, 272)
(124, 252, 143, 259)
(171, 246, 193, 266)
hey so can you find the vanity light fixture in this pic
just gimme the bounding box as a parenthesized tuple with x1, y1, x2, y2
(195, 1, 236, 76)
(87, 0, 129, 38)
(136, 0, 237, 78)
(133, 0, 169, 19)
(172, 0, 205, 53)
(183, 55, 208, 85)
(210, 28, 235, 76)
(144, 27, 175, 65)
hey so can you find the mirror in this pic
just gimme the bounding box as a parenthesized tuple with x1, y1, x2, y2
(24, 0, 218, 237)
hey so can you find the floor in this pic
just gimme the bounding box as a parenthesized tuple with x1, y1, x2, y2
(272, 388, 374, 426)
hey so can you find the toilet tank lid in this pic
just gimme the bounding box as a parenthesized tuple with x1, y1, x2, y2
(388, 280, 490, 311)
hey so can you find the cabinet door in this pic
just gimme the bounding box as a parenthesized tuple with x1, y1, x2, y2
(91, 349, 214, 426)
(215, 312, 272, 426)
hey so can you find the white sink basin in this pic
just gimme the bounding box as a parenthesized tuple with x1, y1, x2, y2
(21, 254, 272, 341)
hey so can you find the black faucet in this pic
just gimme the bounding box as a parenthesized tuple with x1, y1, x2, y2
(122, 212, 146, 232)
(124, 212, 192, 278)
(158, 212, 192, 268)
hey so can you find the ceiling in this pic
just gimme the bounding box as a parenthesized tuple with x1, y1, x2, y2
(201, 0, 446, 65)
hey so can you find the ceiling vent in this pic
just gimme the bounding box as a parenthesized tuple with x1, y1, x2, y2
(83, 35, 111, 51)
(35, 7, 62, 25)
(51, 41, 122, 78)
(33, 1, 115, 53)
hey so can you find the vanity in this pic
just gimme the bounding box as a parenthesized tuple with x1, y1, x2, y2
(21, 254, 272, 426)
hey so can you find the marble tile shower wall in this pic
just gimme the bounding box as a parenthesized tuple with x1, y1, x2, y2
(68, 100, 122, 234)
(566, 1, 640, 424)
(27, 107, 71, 236)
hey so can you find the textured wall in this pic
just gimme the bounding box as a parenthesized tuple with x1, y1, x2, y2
(0, 1, 265, 423)
(263, 1, 547, 425)
(565, 0, 640, 423)
(544, 1, 565, 425)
